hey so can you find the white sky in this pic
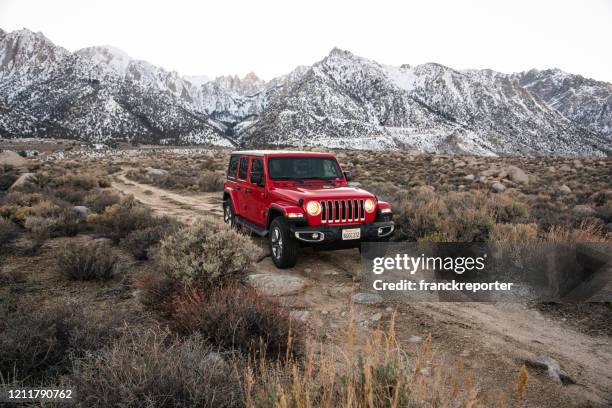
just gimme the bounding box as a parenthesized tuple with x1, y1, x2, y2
(0, 0, 610, 82)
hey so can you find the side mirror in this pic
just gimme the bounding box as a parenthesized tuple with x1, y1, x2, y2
(343, 171, 352, 181)
(250, 172, 264, 186)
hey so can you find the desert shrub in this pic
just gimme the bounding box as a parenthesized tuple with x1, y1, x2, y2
(133, 270, 176, 310)
(30, 199, 63, 217)
(0, 304, 116, 384)
(57, 241, 117, 281)
(172, 287, 302, 358)
(488, 194, 530, 224)
(0, 171, 18, 191)
(0, 217, 19, 248)
(24, 216, 56, 242)
(362, 181, 401, 202)
(5, 191, 44, 206)
(53, 186, 88, 205)
(546, 221, 610, 243)
(448, 198, 496, 242)
(488, 223, 538, 242)
(68, 330, 241, 408)
(23, 208, 81, 241)
(393, 188, 529, 242)
(89, 196, 155, 242)
(84, 190, 121, 213)
(54, 174, 99, 190)
(120, 218, 179, 260)
(198, 171, 224, 192)
(394, 187, 447, 241)
(158, 219, 258, 288)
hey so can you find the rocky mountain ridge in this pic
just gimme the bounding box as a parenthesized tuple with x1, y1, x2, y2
(1, 28, 610, 156)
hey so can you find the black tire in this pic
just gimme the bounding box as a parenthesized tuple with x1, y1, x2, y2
(223, 200, 236, 229)
(269, 217, 299, 269)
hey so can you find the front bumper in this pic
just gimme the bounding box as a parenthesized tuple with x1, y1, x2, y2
(290, 221, 394, 244)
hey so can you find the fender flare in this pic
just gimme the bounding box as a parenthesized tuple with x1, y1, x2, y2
(223, 188, 240, 215)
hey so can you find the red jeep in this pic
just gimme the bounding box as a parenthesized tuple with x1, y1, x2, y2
(223, 151, 394, 268)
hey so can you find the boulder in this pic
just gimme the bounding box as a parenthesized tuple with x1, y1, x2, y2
(9, 172, 36, 190)
(352, 292, 383, 304)
(491, 182, 506, 192)
(558, 185, 572, 194)
(464, 174, 475, 181)
(559, 164, 572, 172)
(145, 167, 169, 177)
(72, 206, 90, 220)
(0, 150, 27, 166)
(480, 168, 499, 177)
(247, 273, 309, 296)
(506, 166, 529, 185)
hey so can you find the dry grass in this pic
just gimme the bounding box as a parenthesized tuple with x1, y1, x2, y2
(68, 329, 242, 408)
(241, 310, 528, 408)
(57, 241, 118, 281)
(546, 221, 611, 243)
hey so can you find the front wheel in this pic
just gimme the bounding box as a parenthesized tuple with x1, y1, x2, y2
(223, 200, 236, 229)
(269, 217, 299, 269)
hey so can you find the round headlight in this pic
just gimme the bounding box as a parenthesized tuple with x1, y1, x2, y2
(364, 199, 376, 213)
(306, 201, 322, 216)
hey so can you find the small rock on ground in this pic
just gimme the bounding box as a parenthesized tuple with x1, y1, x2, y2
(491, 182, 506, 192)
(247, 273, 309, 296)
(352, 292, 384, 304)
(524, 355, 575, 385)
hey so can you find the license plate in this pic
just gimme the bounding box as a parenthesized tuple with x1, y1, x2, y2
(342, 228, 361, 240)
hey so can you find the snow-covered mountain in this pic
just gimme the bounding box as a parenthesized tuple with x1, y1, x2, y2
(0, 29, 228, 145)
(1, 28, 610, 156)
(242, 49, 608, 155)
(513, 69, 612, 140)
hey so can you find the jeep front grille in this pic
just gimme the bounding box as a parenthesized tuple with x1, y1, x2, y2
(320, 199, 365, 223)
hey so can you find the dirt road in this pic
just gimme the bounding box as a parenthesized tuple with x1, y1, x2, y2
(112, 173, 612, 407)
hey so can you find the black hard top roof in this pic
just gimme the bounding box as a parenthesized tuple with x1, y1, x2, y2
(230, 150, 334, 157)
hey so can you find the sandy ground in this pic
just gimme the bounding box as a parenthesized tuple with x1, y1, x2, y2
(112, 172, 612, 407)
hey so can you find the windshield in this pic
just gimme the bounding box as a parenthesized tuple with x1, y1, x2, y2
(268, 157, 343, 181)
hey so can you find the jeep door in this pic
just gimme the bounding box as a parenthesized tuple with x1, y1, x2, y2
(235, 156, 250, 216)
(244, 157, 266, 226)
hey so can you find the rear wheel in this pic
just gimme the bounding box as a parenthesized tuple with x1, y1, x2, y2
(223, 200, 236, 229)
(269, 217, 299, 268)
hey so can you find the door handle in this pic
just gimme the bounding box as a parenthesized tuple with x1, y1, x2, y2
(235, 186, 241, 190)
(245, 188, 251, 193)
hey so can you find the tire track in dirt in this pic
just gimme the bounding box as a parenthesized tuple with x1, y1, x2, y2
(112, 173, 223, 224)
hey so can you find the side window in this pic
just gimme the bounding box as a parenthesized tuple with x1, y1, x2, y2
(227, 155, 239, 179)
(238, 157, 249, 180)
(250, 159, 264, 184)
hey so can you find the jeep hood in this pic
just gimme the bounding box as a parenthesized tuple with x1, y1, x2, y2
(272, 184, 375, 203)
